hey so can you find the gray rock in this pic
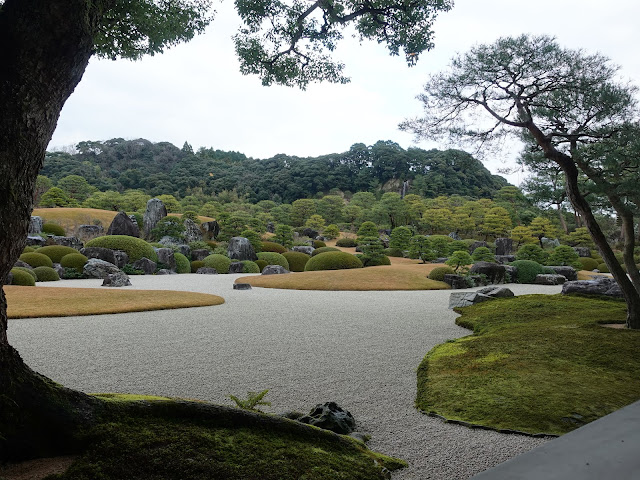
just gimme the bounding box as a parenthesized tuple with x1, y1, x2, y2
(562, 277, 623, 298)
(156, 248, 176, 271)
(76, 225, 104, 242)
(297, 402, 356, 435)
(182, 218, 202, 243)
(443, 274, 470, 289)
(449, 292, 494, 309)
(266, 222, 275, 233)
(50, 236, 83, 249)
(175, 244, 191, 258)
(476, 286, 515, 298)
(448, 232, 461, 240)
(14, 260, 33, 269)
(433, 257, 449, 263)
(469, 261, 507, 284)
(292, 246, 315, 256)
(547, 266, 578, 281)
(535, 274, 567, 285)
(158, 236, 181, 247)
(52, 263, 65, 277)
(229, 262, 245, 274)
(574, 247, 592, 257)
(107, 211, 140, 237)
(132, 257, 157, 275)
(261, 265, 290, 275)
(228, 237, 258, 261)
(191, 249, 210, 261)
(29, 216, 43, 234)
(469, 241, 488, 253)
(495, 255, 516, 264)
(541, 237, 561, 249)
(143, 198, 167, 239)
(196, 267, 218, 275)
(233, 283, 252, 290)
(101, 271, 132, 287)
(7, 272, 13, 285)
(300, 228, 319, 239)
(83, 258, 121, 279)
(495, 237, 514, 256)
(112, 250, 129, 268)
(81, 247, 119, 266)
(504, 265, 517, 282)
(155, 269, 177, 275)
(201, 220, 220, 239)
(25, 236, 46, 247)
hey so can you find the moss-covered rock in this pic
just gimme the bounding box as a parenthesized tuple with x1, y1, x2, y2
(305, 252, 363, 271)
(203, 254, 232, 274)
(256, 252, 289, 270)
(282, 251, 311, 272)
(85, 235, 158, 262)
(174, 253, 191, 274)
(33, 266, 60, 282)
(60, 253, 88, 272)
(10, 268, 36, 286)
(38, 245, 79, 263)
(19, 252, 53, 268)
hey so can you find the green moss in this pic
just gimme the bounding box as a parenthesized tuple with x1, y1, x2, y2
(10, 268, 36, 286)
(203, 254, 232, 274)
(33, 266, 60, 282)
(305, 252, 363, 271)
(19, 252, 53, 268)
(85, 235, 158, 262)
(282, 251, 311, 272)
(417, 295, 636, 435)
(37, 246, 78, 263)
(428, 266, 455, 281)
(60, 253, 88, 271)
(260, 241, 287, 253)
(311, 246, 340, 256)
(174, 252, 191, 274)
(256, 252, 289, 270)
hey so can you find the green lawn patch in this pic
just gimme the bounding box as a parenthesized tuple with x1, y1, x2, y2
(417, 294, 640, 436)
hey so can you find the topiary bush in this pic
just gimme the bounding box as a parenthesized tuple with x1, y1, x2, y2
(336, 237, 357, 248)
(311, 246, 340, 256)
(190, 260, 205, 273)
(19, 252, 53, 268)
(363, 254, 391, 267)
(313, 240, 326, 248)
(304, 251, 363, 271)
(255, 259, 268, 272)
(383, 247, 404, 257)
(471, 247, 496, 263)
(547, 245, 582, 270)
(260, 241, 287, 253)
(282, 251, 311, 272)
(174, 252, 191, 274)
(13, 267, 37, 281)
(256, 252, 289, 270)
(516, 244, 548, 264)
(202, 254, 232, 274)
(33, 266, 60, 282)
(510, 260, 547, 284)
(85, 235, 158, 262)
(428, 266, 455, 281)
(37, 245, 78, 263)
(240, 260, 260, 273)
(10, 268, 36, 286)
(60, 253, 88, 271)
(597, 263, 610, 273)
(41, 223, 65, 236)
(22, 246, 35, 254)
(578, 257, 599, 271)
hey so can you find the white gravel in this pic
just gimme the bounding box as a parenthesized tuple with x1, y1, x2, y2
(7, 275, 562, 479)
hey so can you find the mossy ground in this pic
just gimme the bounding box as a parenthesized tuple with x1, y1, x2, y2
(5, 286, 224, 318)
(417, 294, 640, 435)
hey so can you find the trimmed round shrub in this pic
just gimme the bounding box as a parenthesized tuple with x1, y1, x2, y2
(313, 240, 326, 248)
(37, 245, 78, 263)
(174, 252, 191, 274)
(202, 254, 232, 274)
(19, 252, 53, 268)
(256, 252, 289, 270)
(22, 246, 35, 254)
(282, 251, 311, 272)
(60, 253, 88, 271)
(304, 251, 363, 271)
(10, 268, 36, 286)
(260, 241, 287, 253)
(85, 235, 158, 262)
(33, 266, 60, 282)
(311, 246, 340, 256)
(578, 257, 599, 271)
(597, 263, 610, 273)
(547, 245, 582, 270)
(255, 259, 268, 272)
(13, 267, 37, 281)
(383, 247, 404, 258)
(190, 260, 205, 273)
(510, 260, 547, 284)
(336, 237, 357, 248)
(428, 266, 455, 281)
(42, 223, 65, 236)
(240, 260, 260, 273)
(364, 255, 391, 267)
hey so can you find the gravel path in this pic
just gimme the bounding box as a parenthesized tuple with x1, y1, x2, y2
(7, 276, 562, 479)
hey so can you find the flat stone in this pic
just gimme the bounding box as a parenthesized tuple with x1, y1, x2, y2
(535, 274, 567, 285)
(476, 286, 515, 298)
(449, 292, 494, 309)
(101, 271, 132, 287)
(196, 267, 218, 275)
(155, 269, 176, 275)
(261, 265, 290, 275)
(233, 283, 252, 290)
(292, 246, 315, 256)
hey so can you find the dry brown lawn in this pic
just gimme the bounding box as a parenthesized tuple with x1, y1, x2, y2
(5, 286, 224, 319)
(237, 262, 449, 291)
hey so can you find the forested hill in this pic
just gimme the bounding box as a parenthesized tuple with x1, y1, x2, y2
(43, 138, 509, 203)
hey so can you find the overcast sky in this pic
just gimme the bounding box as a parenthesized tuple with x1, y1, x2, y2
(49, 0, 640, 186)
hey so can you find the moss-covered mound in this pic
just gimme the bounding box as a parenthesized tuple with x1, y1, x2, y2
(85, 235, 158, 262)
(203, 254, 232, 274)
(10, 268, 36, 286)
(428, 266, 455, 281)
(60, 253, 88, 271)
(42, 222, 66, 236)
(33, 266, 60, 282)
(256, 252, 290, 270)
(22, 246, 35, 254)
(313, 240, 326, 248)
(282, 252, 311, 272)
(19, 252, 53, 268)
(305, 252, 363, 271)
(37, 245, 79, 263)
(12, 267, 38, 281)
(174, 253, 191, 274)
(260, 241, 287, 253)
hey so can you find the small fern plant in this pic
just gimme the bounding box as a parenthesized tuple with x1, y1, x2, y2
(228, 389, 271, 412)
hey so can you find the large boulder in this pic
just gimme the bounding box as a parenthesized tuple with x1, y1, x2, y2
(469, 261, 507, 284)
(448, 292, 494, 309)
(83, 258, 121, 279)
(292, 246, 315, 256)
(182, 218, 202, 243)
(132, 257, 157, 275)
(107, 211, 140, 237)
(29, 216, 43, 234)
(201, 221, 220, 239)
(261, 265, 290, 275)
(476, 286, 515, 298)
(535, 274, 567, 285)
(191, 249, 210, 261)
(228, 237, 258, 261)
(102, 271, 132, 287)
(81, 247, 129, 268)
(300, 228, 319, 239)
(155, 248, 176, 271)
(495, 238, 514, 256)
(76, 225, 104, 242)
(443, 274, 470, 289)
(562, 277, 623, 298)
(50, 236, 83, 249)
(547, 266, 578, 281)
(143, 198, 167, 239)
(297, 402, 356, 435)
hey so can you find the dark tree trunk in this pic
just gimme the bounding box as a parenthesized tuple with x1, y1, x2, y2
(556, 203, 568, 234)
(0, 0, 105, 460)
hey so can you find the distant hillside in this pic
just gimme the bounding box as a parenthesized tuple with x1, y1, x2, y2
(43, 138, 509, 202)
